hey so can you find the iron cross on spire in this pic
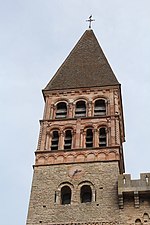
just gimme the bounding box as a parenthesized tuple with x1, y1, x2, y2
(86, 15, 95, 29)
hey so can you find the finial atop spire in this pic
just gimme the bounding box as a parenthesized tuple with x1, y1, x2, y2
(86, 15, 95, 29)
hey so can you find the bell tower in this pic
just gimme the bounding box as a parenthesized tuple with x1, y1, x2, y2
(26, 29, 125, 225)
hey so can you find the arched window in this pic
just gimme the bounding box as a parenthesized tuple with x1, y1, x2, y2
(99, 128, 107, 147)
(56, 102, 67, 118)
(94, 99, 106, 116)
(135, 219, 142, 225)
(143, 213, 149, 223)
(86, 129, 93, 148)
(51, 130, 59, 150)
(61, 186, 71, 205)
(64, 130, 72, 150)
(80, 185, 92, 203)
(75, 101, 86, 117)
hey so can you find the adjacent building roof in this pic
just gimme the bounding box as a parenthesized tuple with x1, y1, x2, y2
(44, 29, 119, 91)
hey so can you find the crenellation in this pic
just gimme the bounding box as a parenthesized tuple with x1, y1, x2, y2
(118, 173, 150, 190)
(118, 173, 150, 209)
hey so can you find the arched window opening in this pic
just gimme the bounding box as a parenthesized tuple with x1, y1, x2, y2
(80, 185, 92, 203)
(51, 131, 59, 150)
(99, 128, 107, 147)
(64, 130, 72, 150)
(61, 186, 71, 205)
(143, 213, 149, 223)
(56, 102, 67, 118)
(135, 219, 142, 225)
(86, 129, 93, 148)
(75, 101, 86, 117)
(94, 99, 106, 116)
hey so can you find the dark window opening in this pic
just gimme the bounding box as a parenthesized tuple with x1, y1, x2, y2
(51, 131, 59, 150)
(80, 185, 92, 203)
(54, 191, 57, 203)
(56, 102, 67, 118)
(61, 186, 71, 205)
(64, 130, 72, 150)
(86, 129, 93, 148)
(99, 128, 107, 147)
(75, 101, 86, 117)
(94, 100, 106, 116)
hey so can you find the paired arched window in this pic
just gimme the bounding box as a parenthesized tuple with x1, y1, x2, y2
(51, 130, 59, 150)
(50, 129, 73, 151)
(56, 102, 67, 118)
(94, 99, 106, 116)
(64, 130, 72, 150)
(86, 129, 93, 148)
(75, 101, 86, 117)
(59, 183, 93, 205)
(61, 186, 71, 205)
(80, 185, 92, 203)
(99, 127, 107, 147)
(134, 214, 149, 225)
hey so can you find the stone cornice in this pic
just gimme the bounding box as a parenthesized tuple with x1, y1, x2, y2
(39, 114, 120, 124)
(43, 85, 120, 98)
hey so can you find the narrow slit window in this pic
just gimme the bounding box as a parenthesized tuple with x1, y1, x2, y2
(94, 100, 106, 116)
(61, 186, 71, 205)
(56, 102, 67, 118)
(75, 101, 86, 117)
(99, 128, 107, 147)
(86, 129, 93, 148)
(51, 131, 59, 150)
(64, 130, 72, 150)
(54, 191, 57, 203)
(80, 185, 92, 203)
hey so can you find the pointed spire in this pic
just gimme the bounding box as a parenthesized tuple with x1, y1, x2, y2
(44, 29, 119, 91)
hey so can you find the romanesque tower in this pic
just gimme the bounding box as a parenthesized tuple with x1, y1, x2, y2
(26, 28, 150, 225)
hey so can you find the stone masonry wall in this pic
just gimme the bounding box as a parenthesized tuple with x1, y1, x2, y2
(119, 200, 150, 225)
(27, 162, 150, 225)
(26, 161, 120, 225)
(118, 173, 150, 225)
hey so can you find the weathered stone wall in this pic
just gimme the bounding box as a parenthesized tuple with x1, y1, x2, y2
(26, 161, 120, 225)
(27, 163, 150, 225)
(119, 198, 150, 225)
(118, 173, 150, 225)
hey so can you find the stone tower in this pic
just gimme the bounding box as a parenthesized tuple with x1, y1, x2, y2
(26, 29, 150, 225)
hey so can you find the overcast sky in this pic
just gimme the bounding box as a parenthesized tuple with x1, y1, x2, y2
(0, 1, 150, 224)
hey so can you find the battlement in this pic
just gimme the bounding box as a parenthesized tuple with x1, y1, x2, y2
(118, 173, 150, 209)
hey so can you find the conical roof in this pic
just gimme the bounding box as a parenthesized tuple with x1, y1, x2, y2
(44, 29, 119, 91)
